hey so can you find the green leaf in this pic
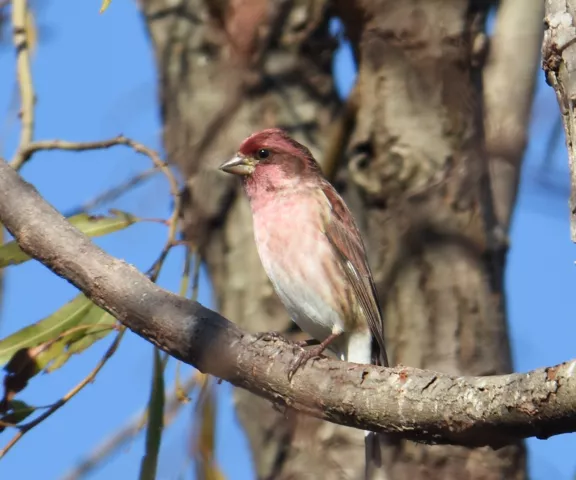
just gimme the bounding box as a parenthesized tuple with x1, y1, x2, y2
(139, 348, 165, 480)
(0, 400, 35, 433)
(45, 306, 116, 373)
(36, 340, 68, 372)
(0, 294, 116, 371)
(0, 294, 93, 366)
(194, 376, 225, 480)
(0, 211, 139, 268)
(0, 295, 117, 407)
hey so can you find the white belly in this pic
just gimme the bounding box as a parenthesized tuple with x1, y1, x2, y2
(265, 257, 340, 341)
(261, 253, 370, 363)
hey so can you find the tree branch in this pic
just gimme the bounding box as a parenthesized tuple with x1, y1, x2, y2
(484, 0, 544, 231)
(61, 373, 197, 480)
(10, 0, 36, 170)
(0, 157, 575, 448)
(543, 0, 576, 240)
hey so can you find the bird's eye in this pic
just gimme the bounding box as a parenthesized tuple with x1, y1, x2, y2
(256, 149, 270, 160)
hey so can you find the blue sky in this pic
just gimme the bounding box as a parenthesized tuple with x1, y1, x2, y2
(0, 2, 574, 479)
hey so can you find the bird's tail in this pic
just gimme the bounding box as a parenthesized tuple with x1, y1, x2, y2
(365, 338, 388, 480)
(365, 431, 383, 480)
(344, 332, 389, 479)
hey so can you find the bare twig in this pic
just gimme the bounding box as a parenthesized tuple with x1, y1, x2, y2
(12, 136, 175, 180)
(0, 156, 576, 448)
(38, 322, 118, 357)
(60, 372, 198, 480)
(10, 0, 35, 171)
(174, 248, 194, 401)
(64, 167, 161, 217)
(145, 203, 183, 282)
(14, 136, 183, 283)
(10, 136, 182, 246)
(135, 136, 181, 281)
(0, 329, 125, 459)
(3, 0, 186, 464)
(191, 374, 220, 480)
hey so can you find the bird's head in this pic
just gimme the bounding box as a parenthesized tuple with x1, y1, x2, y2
(219, 129, 322, 193)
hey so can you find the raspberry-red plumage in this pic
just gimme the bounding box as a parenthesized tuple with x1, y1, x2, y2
(232, 129, 388, 367)
(222, 128, 388, 477)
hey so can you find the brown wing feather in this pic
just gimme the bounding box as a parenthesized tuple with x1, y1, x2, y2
(319, 184, 389, 367)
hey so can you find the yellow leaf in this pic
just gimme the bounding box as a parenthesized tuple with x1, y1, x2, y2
(99, 0, 112, 14)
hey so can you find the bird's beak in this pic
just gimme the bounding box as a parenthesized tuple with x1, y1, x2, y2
(219, 155, 255, 176)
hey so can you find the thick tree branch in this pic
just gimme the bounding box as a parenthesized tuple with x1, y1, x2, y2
(484, 0, 544, 231)
(0, 157, 575, 448)
(543, 0, 576, 240)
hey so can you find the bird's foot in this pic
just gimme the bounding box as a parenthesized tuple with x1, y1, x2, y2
(287, 331, 342, 380)
(287, 345, 327, 380)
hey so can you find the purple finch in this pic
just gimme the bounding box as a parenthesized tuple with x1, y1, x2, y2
(219, 128, 388, 477)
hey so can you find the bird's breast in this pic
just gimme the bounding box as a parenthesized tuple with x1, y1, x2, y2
(250, 193, 345, 340)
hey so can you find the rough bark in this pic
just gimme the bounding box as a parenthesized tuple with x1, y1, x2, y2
(2, 157, 576, 450)
(543, 0, 576, 241)
(140, 1, 367, 478)
(333, 1, 538, 478)
(140, 0, 542, 479)
(484, 0, 544, 230)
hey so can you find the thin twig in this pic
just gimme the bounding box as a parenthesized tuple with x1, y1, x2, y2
(126, 135, 184, 473)
(146, 247, 172, 283)
(174, 248, 194, 400)
(10, 136, 182, 266)
(12, 136, 175, 182)
(0, 329, 126, 459)
(64, 167, 161, 217)
(60, 373, 198, 480)
(37, 322, 118, 358)
(190, 251, 201, 302)
(26, 136, 183, 251)
(3, 156, 576, 447)
(141, 135, 182, 281)
(10, 0, 35, 170)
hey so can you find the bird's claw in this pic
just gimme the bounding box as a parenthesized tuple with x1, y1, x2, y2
(287, 346, 325, 380)
(286, 331, 341, 379)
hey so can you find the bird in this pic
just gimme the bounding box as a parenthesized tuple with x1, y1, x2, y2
(219, 128, 389, 478)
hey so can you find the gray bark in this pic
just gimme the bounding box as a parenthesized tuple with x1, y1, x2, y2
(543, 0, 576, 241)
(0, 157, 575, 452)
(139, 0, 544, 478)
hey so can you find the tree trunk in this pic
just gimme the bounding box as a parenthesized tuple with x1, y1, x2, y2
(141, 1, 370, 478)
(335, 1, 532, 478)
(141, 0, 539, 478)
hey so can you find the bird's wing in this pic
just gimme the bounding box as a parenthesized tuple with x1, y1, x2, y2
(319, 184, 389, 367)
